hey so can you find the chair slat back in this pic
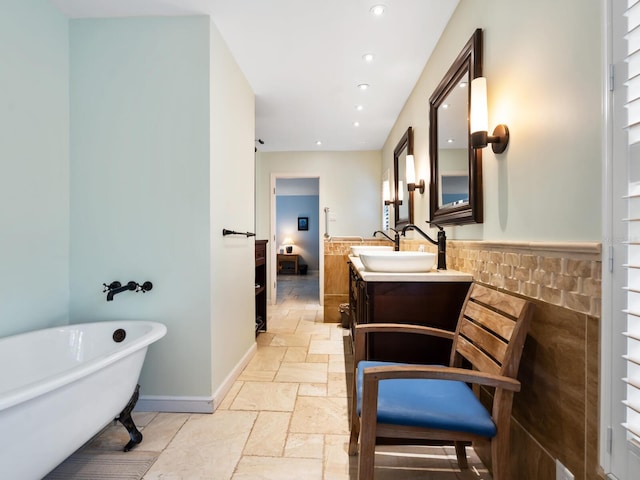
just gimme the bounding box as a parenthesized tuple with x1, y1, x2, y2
(458, 318, 509, 367)
(451, 284, 533, 379)
(463, 301, 516, 340)
(456, 336, 502, 375)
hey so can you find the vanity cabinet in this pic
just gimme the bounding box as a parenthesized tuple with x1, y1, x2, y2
(255, 240, 268, 335)
(348, 261, 471, 365)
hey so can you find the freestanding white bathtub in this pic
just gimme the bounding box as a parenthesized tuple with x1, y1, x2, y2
(0, 320, 167, 480)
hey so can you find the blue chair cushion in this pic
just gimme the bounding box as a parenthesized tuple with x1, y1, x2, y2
(356, 360, 497, 438)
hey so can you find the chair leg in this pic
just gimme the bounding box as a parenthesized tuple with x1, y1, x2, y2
(357, 421, 375, 480)
(491, 391, 514, 480)
(348, 380, 360, 455)
(348, 417, 360, 455)
(490, 434, 510, 480)
(454, 441, 468, 470)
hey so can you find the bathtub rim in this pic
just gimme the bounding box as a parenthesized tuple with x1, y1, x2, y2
(0, 320, 167, 411)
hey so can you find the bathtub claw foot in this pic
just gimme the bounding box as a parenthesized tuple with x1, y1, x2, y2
(116, 384, 143, 452)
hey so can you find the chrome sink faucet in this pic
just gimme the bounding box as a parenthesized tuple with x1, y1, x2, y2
(373, 228, 400, 251)
(401, 223, 447, 270)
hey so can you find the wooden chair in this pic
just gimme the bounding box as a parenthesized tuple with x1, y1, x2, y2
(348, 283, 534, 480)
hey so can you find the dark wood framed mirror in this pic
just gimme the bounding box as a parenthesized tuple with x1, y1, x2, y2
(394, 126, 413, 229)
(429, 29, 483, 225)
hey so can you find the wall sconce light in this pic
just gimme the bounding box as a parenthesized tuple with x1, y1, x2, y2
(405, 155, 425, 194)
(383, 180, 403, 206)
(470, 77, 509, 154)
(282, 237, 294, 253)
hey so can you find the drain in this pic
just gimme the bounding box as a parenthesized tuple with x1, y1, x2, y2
(113, 328, 127, 343)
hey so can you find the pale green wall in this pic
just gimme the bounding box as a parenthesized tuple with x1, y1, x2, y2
(0, 1, 70, 337)
(384, 0, 602, 241)
(69, 17, 213, 397)
(209, 21, 257, 394)
(69, 16, 256, 402)
(1, 4, 256, 406)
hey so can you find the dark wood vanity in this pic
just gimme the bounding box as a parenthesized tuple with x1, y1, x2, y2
(348, 259, 472, 365)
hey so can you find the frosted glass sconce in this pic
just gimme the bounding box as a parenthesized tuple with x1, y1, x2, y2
(470, 77, 509, 154)
(383, 180, 403, 206)
(405, 155, 425, 194)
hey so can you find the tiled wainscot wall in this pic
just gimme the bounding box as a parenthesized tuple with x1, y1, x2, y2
(323, 238, 392, 323)
(323, 239, 603, 480)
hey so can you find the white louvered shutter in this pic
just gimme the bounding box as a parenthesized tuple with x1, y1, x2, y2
(623, 0, 640, 444)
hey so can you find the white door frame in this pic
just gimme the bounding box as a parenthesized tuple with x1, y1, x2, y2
(269, 173, 324, 306)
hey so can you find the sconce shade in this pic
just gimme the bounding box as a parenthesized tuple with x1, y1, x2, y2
(405, 155, 416, 184)
(383, 179, 403, 206)
(470, 77, 509, 154)
(405, 154, 425, 194)
(470, 77, 489, 135)
(383, 180, 391, 203)
(398, 181, 404, 202)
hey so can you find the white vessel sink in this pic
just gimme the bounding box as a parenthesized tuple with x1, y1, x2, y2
(350, 245, 393, 256)
(359, 251, 436, 273)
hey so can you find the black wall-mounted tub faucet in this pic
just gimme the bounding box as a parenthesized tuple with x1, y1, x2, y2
(106, 281, 138, 301)
(103, 281, 153, 301)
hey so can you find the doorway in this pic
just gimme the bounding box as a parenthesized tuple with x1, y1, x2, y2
(270, 175, 322, 305)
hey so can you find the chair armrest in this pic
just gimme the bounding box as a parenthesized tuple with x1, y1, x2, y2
(354, 323, 454, 339)
(353, 323, 454, 364)
(361, 364, 521, 392)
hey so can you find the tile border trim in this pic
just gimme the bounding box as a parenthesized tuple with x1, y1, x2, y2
(406, 239, 602, 317)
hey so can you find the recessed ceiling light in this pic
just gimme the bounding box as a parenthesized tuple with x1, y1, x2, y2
(370, 4, 386, 16)
(459, 81, 468, 88)
(362, 53, 375, 63)
(357, 83, 370, 91)
(447, 139, 455, 143)
(315, 140, 322, 146)
(355, 105, 364, 111)
(353, 121, 360, 127)
(442, 104, 449, 109)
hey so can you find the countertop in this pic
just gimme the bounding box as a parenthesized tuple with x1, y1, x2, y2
(348, 255, 473, 282)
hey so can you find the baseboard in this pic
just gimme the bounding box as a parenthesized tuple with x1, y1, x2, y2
(135, 395, 215, 413)
(212, 342, 257, 410)
(135, 342, 258, 414)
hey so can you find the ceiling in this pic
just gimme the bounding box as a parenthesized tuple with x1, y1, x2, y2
(48, 0, 459, 152)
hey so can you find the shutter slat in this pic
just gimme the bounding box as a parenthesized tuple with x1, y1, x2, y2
(624, 400, 640, 414)
(623, 355, 640, 367)
(623, 376, 640, 392)
(622, 423, 640, 439)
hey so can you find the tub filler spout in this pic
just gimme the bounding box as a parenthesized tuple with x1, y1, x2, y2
(107, 281, 138, 302)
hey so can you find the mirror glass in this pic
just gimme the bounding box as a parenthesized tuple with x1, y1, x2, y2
(429, 29, 483, 225)
(393, 127, 413, 228)
(437, 77, 469, 206)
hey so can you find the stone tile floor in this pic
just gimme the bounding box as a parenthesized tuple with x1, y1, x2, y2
(86, 272, 492, 479)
